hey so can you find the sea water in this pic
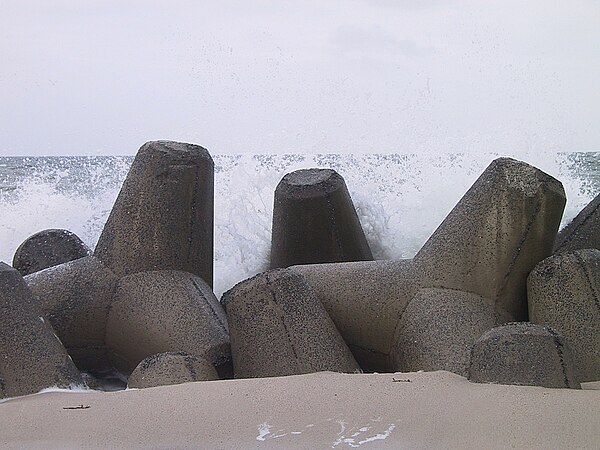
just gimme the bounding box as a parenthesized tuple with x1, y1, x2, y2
(0, 152, 598, 298)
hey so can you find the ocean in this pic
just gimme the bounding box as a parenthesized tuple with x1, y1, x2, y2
(1, 152, 598, 298)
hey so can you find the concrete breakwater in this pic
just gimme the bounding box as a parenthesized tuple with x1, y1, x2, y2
(1, 140, 599, 398)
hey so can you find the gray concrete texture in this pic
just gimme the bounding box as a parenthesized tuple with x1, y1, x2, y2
(0, 262, 84, 398)
(95, 140, 214, 287)
(390, 288, 510, 376)
(468, 322, 580, 389)
(127, 352, 219, 389)
(528, 249, 600, 382)
(270, 168, 372, 269)
(415, 157, 565, 322)
(222, 268, 360, 378)
(12, 229, 91, 276)
(554, 192, 600, 253)
(106, 270, 231, 377)
(292, 158, 565, 372)
(291, 260, 417, 372)
(25, 256, 118, 371)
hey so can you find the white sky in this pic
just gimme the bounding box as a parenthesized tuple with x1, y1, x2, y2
(1, 0, 599, 155)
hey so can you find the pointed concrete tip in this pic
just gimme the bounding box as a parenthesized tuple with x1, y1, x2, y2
(138, 140, 214, 166)
(221, 268, 308, 306)
(0, 262, 22, 282)
(479, 321, 556, 339)
(554, 193, 600, 253)
(487, 157, 565, 199)
(276, 168, 345, 198)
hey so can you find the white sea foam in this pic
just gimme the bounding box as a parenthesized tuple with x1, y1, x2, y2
(0, 384, 91, 404)
(256, 423, 273, 441)
(0, 152, 593, 299)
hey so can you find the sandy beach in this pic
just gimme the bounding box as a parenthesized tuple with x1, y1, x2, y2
(1, 371, 599, 449)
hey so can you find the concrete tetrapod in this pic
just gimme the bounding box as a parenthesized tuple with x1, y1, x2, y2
(95, 140, 214, 287)
(292, 260, 417, 372)
(25, 256, 118, 371)
(0, 262, 84, 398)
(127, 352, 219, 389)
(415, 157, 565, 322)
(292, 158, 566, 372)
(12, 229, 91, 276)
(528, 249, 600, 382)
(222, 269, 360, 378)
(390, 288, 510, 376)
(554, 193, 600, 253)
(468, 323, 580, 389)
(270, 168, 372, 269)
(106, 270, 231, 377)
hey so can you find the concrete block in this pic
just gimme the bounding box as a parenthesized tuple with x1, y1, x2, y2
(95, 141, 214, 287)
(24, 256, 118, 371)
(106, 270, 231, 377)
(291, 260, 417, 372)
(290, 158, 566, 372)
(390, 288, 509, 376)
(0, 262, 83, 398)
(554, 193, 600, 253)
(127, 352, 219, 389)
(528, 249, 600, 382)
(270, 168, 372, 269)
(12, 229, 91, 276)
(468, 322, 580, 388)
(416, 157, 565, 321)
(222, 268, 360, 378)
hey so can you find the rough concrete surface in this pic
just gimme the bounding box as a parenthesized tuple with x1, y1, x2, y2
(128, 352, 219, 389)
(391, 287, 509, 376)
(106, 270, 230, 376)
(270, 168, 372, 269)
(528, 249, 600, 382)
(290, 158, 566, 373)
(469, 322, 580, 388)
(0, 262, 83, 398)
(25, 256, 118, 371)
(554, 193, 600, 253)
(291, 260, 417, 372)
(416, 157, 566, 322)
(95, 140, 214, 287)
(12, 228, 91, 276)
(223, 268, 360, 378)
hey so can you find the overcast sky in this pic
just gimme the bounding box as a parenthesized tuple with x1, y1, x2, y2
(1, 0, 599, 156)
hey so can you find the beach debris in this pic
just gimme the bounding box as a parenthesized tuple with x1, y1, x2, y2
(270, 168, 372, 269)
(0, 262, 84, 398)
(127, 352, 219, 389)
(468, 322, 580, 389)
(528, 249, 600, 382)
(222, 268, 360, 378)
(12, 228, 91, 276)
(62, 405, 90, 410)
